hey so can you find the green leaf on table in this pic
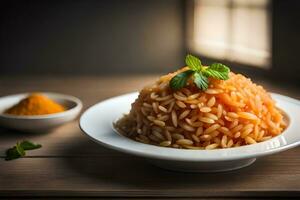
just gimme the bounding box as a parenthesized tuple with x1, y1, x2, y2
(5, 140, 42, 161)
(5, 147, 23, 161)
(16, 142, 25, 156)
(20, 141, 42, 150)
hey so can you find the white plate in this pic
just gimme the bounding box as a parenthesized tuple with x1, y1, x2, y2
(0, 92, 82, 132)
(80, 92, 300, 172)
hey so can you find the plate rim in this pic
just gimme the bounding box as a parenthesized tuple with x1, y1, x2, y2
(80, 92, 300, 162)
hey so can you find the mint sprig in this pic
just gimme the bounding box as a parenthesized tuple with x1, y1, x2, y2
(20, 140, 42, 150)
(185, 54, 201, 71)
(203, 63, 230, 80)
(5, 141, 42, 161)
(169, 70, 194, 90)
(170, 54, 230, 90)
(193, 72, 209, 90)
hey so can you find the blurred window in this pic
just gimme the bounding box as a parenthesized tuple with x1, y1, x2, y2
(192, 0, 271, 68)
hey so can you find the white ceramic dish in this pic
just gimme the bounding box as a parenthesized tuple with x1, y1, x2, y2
(0, 92, 82, 132)
(80, 92, 300, 172)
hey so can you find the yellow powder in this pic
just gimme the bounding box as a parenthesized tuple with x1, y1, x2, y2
(5, 93, 65, 116)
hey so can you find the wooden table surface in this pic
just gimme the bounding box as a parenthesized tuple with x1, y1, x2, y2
(0, 75, 300, 199)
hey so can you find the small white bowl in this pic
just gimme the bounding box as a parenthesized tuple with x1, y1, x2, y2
(80, 92, 300, 172)
(0, 92, 82, 132)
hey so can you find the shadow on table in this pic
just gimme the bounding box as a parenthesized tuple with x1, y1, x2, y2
(0, 126, 57, 137)
(60, 138, 274, 189)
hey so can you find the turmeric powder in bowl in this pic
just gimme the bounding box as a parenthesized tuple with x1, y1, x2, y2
(4, 93, 66, 116)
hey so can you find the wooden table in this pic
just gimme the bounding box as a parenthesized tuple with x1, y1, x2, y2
(0, 75, 300, 199)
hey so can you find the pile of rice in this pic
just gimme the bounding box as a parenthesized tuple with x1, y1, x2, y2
(115, 68, 286, 149)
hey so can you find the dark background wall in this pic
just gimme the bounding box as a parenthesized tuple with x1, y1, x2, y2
(0, 0, 300, 83)
(0, 0, 185, 75)
(272, 0, 300, 82)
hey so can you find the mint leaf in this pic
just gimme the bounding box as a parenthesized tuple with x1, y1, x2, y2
(170, 54, 231, 91)
(185, 54, 201, 72)
(170, 70, 194, 90)
(203, 63, 230, 80)
(16, 142, 25, 156)
(5, 142, 26, 161)
(194, 72, 209, 90)
(20, 141, 42, 150)
(5, 147, 22, 160)
(5, 140, 42, 161)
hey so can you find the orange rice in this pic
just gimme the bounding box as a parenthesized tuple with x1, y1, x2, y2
(115, 68, 286, 149)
